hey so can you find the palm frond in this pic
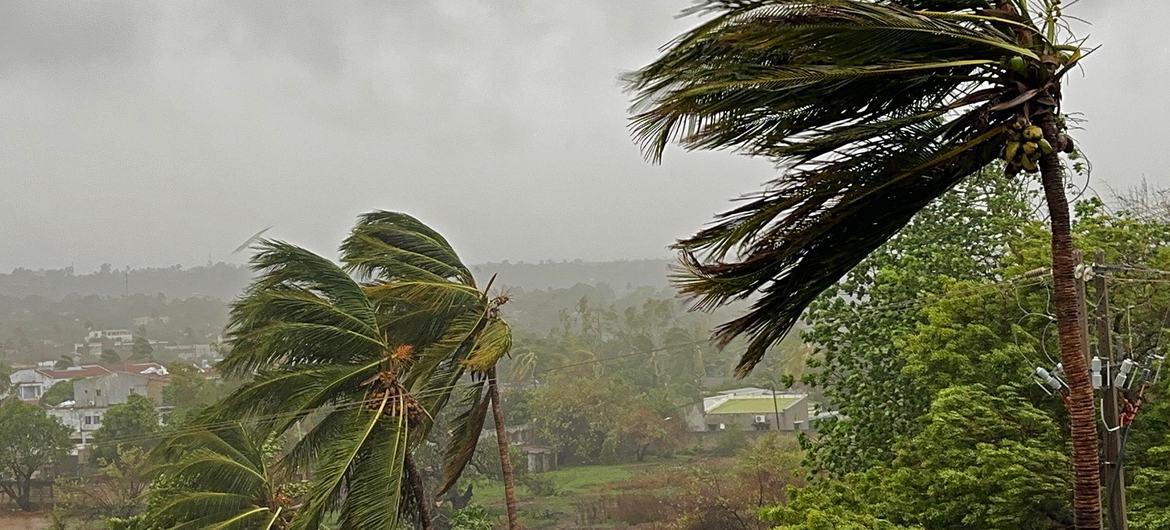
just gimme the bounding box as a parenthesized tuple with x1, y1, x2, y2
(437, 380, 490, 495)
(334, 409, 410, 529)
(627, 0, 1040, 161)
(627, 0, 1042, 376)
(290, 393, 394, 530)
(148, 425, 278, 530)
(462, 319, 513, 373)
(210, 362, 379, 435)
(341, 211, 475, 286)
(223, 241, 381, 376)
(674, 124, 1004, 375)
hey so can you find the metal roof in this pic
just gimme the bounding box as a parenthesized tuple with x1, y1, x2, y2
(705, 396, 803, 415)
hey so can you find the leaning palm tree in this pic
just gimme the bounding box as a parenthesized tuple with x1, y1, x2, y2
(210, 212, 510, 529)
(627, 1, 1099, 527)
(148, 424, 290, 530)
(436, 309, 521, 530)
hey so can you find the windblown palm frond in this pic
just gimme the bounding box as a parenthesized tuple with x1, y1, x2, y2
(148, 425, 289, 530)
(627, 0, 1065, 375)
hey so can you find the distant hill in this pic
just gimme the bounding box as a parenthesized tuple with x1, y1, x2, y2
(0, 259, 677, 301)
(473, 259, 674, 292)
(0, 263, 253, 301)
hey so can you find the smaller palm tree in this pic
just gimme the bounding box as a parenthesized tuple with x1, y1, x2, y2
(438, 295, 523, 530)
(148, 424, 291, 530)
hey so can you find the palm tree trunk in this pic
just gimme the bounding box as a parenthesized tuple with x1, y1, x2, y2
(488, 368, 521, 529)
(1038, 112, 1101, 530)
(404, 454, 434, 530)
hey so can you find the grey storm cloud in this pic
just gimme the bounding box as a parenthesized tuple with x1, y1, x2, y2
(0, 1, 1165, 272)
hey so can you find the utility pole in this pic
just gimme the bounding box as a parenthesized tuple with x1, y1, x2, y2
(770, 383, 782, 431)
(1074, 251, 1091, 364)
(1094, 251, 1128, 530)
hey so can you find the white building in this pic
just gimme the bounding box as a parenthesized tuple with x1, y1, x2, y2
(85, 329, 134, 344)
(7, 365, 113, 402)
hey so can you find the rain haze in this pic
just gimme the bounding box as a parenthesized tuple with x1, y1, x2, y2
(0, 0, 1162, 272)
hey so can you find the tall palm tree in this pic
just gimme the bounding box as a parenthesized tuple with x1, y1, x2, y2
(148, 424, 290, 530)
(210, 212, 508, 529)
(626, 1, 1098, 527)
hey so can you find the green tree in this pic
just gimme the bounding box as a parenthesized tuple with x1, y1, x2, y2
(528, 375, 627, 463)
(101, 347, 122, 364)
(161, 363, 220, 425)
(145, 425, 292, 530)
(0, 398, 72, 511)
(131, 326, 154, 361)
(54, 447, 151, 524)
(0, 361, 11, 394)
(627, 2, 1100, 524)
(93, 394, 160, 463)
(765, 386, 1069, 530)
(1130, 434, 1170, 530)
(39, 379, 74, 407)
(799, 171, 1032, 474)
(877, 385, 1070, 529)
(210, 212, 512, 530)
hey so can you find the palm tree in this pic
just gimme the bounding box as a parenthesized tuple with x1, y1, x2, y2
(626, 1, 1098, 527)
(148, 424, 290, 530)
(437, 302, 523, 530)
(211, 212, 508, 529)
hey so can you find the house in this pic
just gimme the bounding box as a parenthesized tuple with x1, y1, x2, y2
(683, 387, 811, 432)
(47, 402, 106, 453)
(6, 362, 168, 403)
(74, 370, 168, 408)
(86, 329, 134, 344)
(480, 422, 558, 473)
(7, 365, 113, 402)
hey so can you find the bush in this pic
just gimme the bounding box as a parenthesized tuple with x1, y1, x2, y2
(450, 504, 495, 530)
(519, 473, 560, 497)
(712, 428, 747, 456)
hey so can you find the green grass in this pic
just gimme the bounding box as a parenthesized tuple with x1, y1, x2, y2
(468, 459, 675, 528)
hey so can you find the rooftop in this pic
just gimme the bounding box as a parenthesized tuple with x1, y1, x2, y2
(706, 396, 803, 415)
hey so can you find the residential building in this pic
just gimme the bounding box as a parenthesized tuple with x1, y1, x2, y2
(74, 370, 168, 408)
(86, 329, 134, 344)
(7, 365, 112, 402)
(683, 387, 811, 432)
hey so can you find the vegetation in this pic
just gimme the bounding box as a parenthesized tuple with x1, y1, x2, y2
(93, 395, 160, 464)
(0, 399, 72, 511)
(146, 425, 292, 529)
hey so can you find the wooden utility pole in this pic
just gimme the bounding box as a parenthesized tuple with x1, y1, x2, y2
(1094, 251, 1128, 530)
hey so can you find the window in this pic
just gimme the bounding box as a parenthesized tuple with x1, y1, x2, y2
(18, 385, 41, 400)
(84, 414, 102, 427)
(96, 389, 102, 397)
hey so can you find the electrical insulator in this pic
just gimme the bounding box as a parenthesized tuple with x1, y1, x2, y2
(1114, 359, 1135, 389)
(1035, 367, 1062, 391)
(1091, 356, 1103, 390)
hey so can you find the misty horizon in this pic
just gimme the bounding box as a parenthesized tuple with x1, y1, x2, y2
(2, 1, 1165, 270)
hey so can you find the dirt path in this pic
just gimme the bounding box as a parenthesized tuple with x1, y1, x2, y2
(0, 511, 50, 530)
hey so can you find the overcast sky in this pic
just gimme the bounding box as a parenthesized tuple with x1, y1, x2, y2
(0, 1, 1162, 272)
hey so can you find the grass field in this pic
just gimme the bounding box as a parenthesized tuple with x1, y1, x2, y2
(465, 458, 692, 528)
